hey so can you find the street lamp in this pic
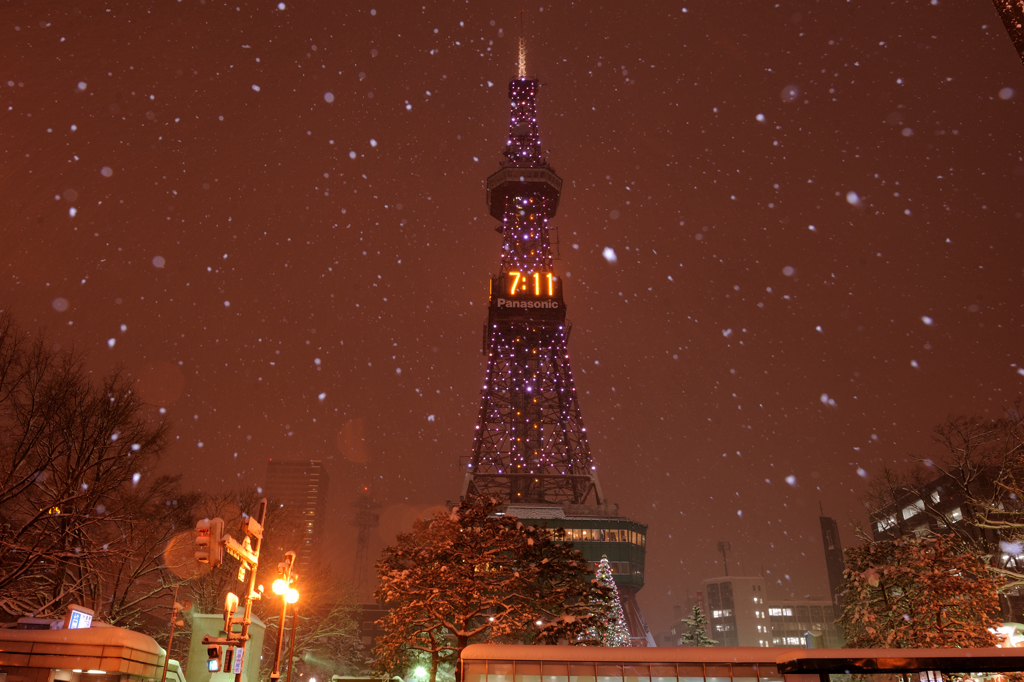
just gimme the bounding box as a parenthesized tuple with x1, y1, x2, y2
(270, 552, 298, 682)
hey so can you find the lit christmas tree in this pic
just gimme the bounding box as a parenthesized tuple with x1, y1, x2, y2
(594, 556, 631, 647)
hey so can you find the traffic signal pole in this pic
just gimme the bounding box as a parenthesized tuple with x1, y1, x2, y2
(234, 497, 267, 682)
(196, 498, 268, 682)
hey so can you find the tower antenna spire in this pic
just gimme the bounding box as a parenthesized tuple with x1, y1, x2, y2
(517, 10, 527, 78)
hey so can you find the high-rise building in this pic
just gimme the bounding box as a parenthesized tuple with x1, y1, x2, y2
(454, 41, 654, 646)
(819, 514, 845, 607)
(263, 458, 329, 569)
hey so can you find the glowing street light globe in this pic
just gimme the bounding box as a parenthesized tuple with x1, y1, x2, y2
(272, 578, 288, 595)
(286, 587, 299, 604)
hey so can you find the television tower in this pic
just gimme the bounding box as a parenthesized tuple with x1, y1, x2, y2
(458, 38, 655, 645)
(350, 486, 380, 602)
(461, 37, 600, 507)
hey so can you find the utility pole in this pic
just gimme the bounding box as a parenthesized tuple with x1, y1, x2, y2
(159, 586, 189, 682)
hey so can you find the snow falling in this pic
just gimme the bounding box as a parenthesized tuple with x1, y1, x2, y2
(1, 0, 1022, 637)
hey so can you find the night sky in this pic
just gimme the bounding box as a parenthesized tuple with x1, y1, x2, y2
(3, 1, 1024, 634)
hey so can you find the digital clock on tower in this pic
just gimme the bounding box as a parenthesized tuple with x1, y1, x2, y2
(506, 270, 556, 297)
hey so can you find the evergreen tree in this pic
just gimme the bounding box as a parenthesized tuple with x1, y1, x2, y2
(592, 557, 631, 647)
(680, 604, 718, 647)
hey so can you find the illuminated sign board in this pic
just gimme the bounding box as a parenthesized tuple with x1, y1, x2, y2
(489, 271, 565, 320)
(66, 607, 93, 630)
(496, 298, 560, 310)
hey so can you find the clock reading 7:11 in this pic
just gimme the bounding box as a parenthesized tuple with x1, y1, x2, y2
(508, 271, 555, 297)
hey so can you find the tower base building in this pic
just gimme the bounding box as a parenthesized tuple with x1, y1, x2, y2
(504, 503, 654, 647)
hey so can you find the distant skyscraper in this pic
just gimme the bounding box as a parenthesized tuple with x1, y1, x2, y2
(264, 459, 329, 568)
(819, 514, 846, 607)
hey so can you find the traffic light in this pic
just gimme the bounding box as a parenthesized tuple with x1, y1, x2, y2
(223, 592, 239, 634)
(195, 517, 225, 568)
(195, 519, 211, 563)
(206, 644, 223, 672)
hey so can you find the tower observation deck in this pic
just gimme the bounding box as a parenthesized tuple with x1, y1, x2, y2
(457, 45, 654, 646)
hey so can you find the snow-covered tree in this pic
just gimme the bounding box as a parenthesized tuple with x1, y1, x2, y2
(588, 556, 630, 646)
(373, 496, 612, 682)
(0, 311, 172, 620)
(838, 533, 1001, 648)
(863, 410, 1024, 588)
(680, 604, 717, 647)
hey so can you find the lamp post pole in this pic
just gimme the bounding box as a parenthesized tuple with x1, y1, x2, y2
(285, 604, 299, 682)
(270, 551, 297, 682)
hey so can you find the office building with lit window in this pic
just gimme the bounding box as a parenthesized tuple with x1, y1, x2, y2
(699, 577, 843, 648)
(700, 576, 769, 647)
(869, 473, 969, 541)
(765, 598, 844, 648)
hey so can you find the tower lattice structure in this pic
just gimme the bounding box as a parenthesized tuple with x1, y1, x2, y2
(461, 44, 603, 507)
(350, 486, 380, 602)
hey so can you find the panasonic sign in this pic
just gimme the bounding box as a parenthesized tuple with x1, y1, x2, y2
(496, 298, 560, 309)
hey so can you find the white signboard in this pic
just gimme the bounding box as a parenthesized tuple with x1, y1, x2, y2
(67, 610, 93, 629)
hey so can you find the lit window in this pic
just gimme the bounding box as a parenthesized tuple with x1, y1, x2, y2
(950, 507, 963, 522)
(772, 636, 803, 646)
(902, 499, 925, 520)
